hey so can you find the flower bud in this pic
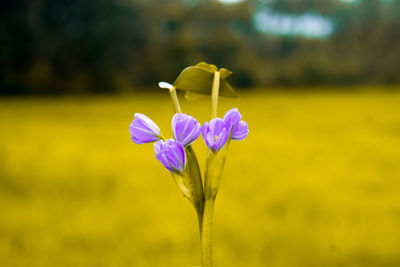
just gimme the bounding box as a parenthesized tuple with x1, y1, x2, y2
(202, 118, 230, 152)
(154, 139, 186, 174)
(129, 113, 162, 144)
(172, 113, 201, 146)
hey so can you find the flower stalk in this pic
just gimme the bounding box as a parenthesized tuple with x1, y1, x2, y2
(211, 71, 220, 119)
(169, 86, 182, 113)
(159, 81, 182, 113)
(201, 69, 222, 267)
(201, 139, 231, 267)
(201, 195, 215, 267)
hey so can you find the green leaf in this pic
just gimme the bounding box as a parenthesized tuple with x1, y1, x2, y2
(173, 62, 238, 98)
(174, 66, 214, 94)
(185, 92, 205, 101)
(219, 68, 232, 79)
(185, 146, 204, 217)
(196, 62, 218, 73)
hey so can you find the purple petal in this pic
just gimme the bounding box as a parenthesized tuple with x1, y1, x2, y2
(175, 141, 186, 171)
(134, 113, 160, 134)
(130, 113, 161, 144)
(201, 122, 211, 147)
(172, 113, 201, 146)
(201, 118, 230, 152)
(171, 114, 179, 139)
(206, 132, 214, 149)
(172, 113, 185, 140)
(166, 152, 180, 172)
(154, 140, 163, 154)
(129, 123, 159, 144)
(223, 108, 242, 130)
(232, 121, 249, 140)
(203, 123, 215, 149)
(213, 127, 228, 151)
(208, 118, 225, 136)
(179, 119, 191, 141)
(202, 122, 209, 138)
(155, 141, 172, 172)
(154, 139, 186, 174)
(181, 122, 201, 146)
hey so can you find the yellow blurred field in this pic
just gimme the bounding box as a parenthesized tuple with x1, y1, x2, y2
(1, 89, 400, 267)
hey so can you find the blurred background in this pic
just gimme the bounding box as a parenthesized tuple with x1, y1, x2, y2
(2, 0, 400, 94)
(1, 0, 400, 266)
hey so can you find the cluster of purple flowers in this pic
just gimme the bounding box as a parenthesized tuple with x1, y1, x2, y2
(129, 109, 248, 174)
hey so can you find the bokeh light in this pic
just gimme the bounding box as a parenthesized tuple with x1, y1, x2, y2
(253, 8, 334, 38)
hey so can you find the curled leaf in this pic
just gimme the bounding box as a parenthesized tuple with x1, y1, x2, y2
(173, 62, 238, 98)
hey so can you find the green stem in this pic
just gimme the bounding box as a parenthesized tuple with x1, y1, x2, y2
(169, 86, 181, 113)
(197, 207, 203, 236)
(210, 71, 220, 119)
(200, 143, 231, 266)
(201, 198, 215, 267)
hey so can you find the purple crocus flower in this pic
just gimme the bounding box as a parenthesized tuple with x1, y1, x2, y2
(223, 108, 249, 140)
(202, 118, 230, 152)
(172, 113, 201, 146)
(129, 113, 162, 144)
(154, 139, 186, 174)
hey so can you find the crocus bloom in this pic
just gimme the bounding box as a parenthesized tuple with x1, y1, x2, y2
(223, 108, 249, 140)
(172, 113, 201, 146)
(154, 139, 186, 173)
(202, 118, 230, 152)
(129, 113, 161, 144)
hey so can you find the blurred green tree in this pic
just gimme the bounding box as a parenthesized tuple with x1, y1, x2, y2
(1, 0, 399, 94)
